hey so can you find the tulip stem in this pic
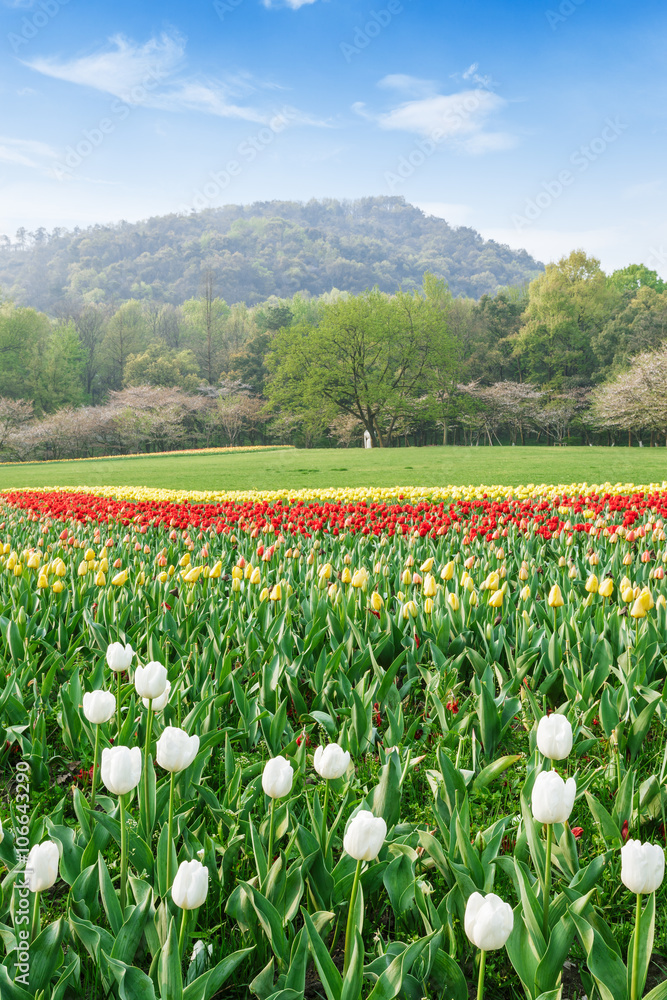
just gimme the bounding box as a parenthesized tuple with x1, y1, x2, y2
(143, 700, 153, 835)
(90, 723, 100, 810)
(321, 779, 330, 856)
(476, 949, 486, 1000)
(631, 892, 642, 1000)
(266, 797, 276, 875)
(343, 858, 363, 977)
(542, 823, 553, 940)
(178, 907, 188, 958)
(119, 794, 128, 913)
(116, 671, 122, 738)
(30, 891, 40, 943)
(166, 771, 175, 891)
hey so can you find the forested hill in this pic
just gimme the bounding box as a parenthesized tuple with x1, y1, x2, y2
(0, 197, 542, 312)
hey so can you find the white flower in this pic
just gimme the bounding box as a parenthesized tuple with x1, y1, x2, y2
(621, 840, 665, 894)
(343, 810, 387, 861)
(172, 859, 209, 909)
(134, 661, 168, 700)
(25, 841, 59, 892)
(143, 680, 171, 712)
(0, 816, 3, 844)
(262, 756, 294, 799)
(536, 714, 573, 760)
(106, 642, 133, 672)
(156, 726, 199, 773)
(314, 744, 351, 780)
(82, 689, 116, 725)
(465, 891, 514, 950)
(100, 745, 142, 795)
(531, 771, 576, 825)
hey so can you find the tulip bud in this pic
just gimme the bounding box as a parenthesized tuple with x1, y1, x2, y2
(143, 679, 171, 712)
(630, 597, 647, 619)
(82, 689, 116, 725)
(343, 809, 387, 861)
(536, 714, 573, 760)
(531, 770, 576, 824)
(314, 743, 351, 780)
(262, 755, 294, 799)
(599, 577, 613, 598)
(464, 891, 513, 951)
(0, 816, 3, 844)
(402, 600, 418, 619)
(134, 661, 168, 700)
(156, 726, 200, 772)
(26, 841, 59, 892)
(440, 561, 454, 580)
(420, 557, 434, 572)
(621, 840, 665, 894)
(423, 573, 436, 597)
(547, 584, 564, 608)
(370, 591, 384, 611)
(106, 642, 133, 672)
(171, 859, 209, 909)
(101, 745, 142, 795)
(585, 574, 598, 594)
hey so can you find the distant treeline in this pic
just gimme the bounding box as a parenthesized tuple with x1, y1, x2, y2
(1, 250, 667, 460)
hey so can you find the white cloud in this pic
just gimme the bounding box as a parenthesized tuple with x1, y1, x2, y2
(24, 32, 185, 102)
(263, 0, 318, 7)
(356, 80, 516, 154)
(378, 75, 437, 98)
(0, 135, 57, 169)
(23, 31, 323, 126)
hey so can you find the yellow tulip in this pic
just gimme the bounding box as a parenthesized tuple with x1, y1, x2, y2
(402, 600, 418, 619)
(447, 592, 460, 611)
(179, 552, 191, 567)
(319, 562, 332, 580)
(622, 552, 633, 566)
(585, 574, 598, 594)
(95, 569, 106, 586)
(269, 583, 282, 601)
(6, 554, 16, 570)
(351, 568, 367, 588)
(420, 557, 434, 572)
(518, 566, 528, 581)
(401, 568, 412, 586)
(622, 586, 635, 603)
(84, 548, 95, 562)
(250, 567, 261, 585)
(469, 590, 478, 606)
(341, 567, 352, 584)
(157, 571, 168, 584)
(37, 574, 48, 589)
(259, 587, 269, 601)
(231, 566, 243, 580)
(111, 570, 128, 586)
(210, 561, 222, 578)
(640, 587, 654, 611)
(424, 598, 434, 614)
(440, 561, 454, 581)
(423, 573, 437, 597)
(656, 594, 666, 610)
(489, 587, 504, 608)
(52, 580, 64, 593)
(370, 591, 384, 611)
(231, 577, 241, 593)
(630, 597, 647, 619)
(547, 584, 564, 608)
(77, 559, 88, 577)
(27, 552, 40, 569)
(520, 585, 531, 601)
(184, 566, 202, 583)
(599, 577, 613, 598)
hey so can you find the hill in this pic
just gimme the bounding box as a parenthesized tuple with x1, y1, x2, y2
(0, 197, 543, 312)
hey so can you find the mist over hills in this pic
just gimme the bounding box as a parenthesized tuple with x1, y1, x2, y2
(0, 197, 543, 312)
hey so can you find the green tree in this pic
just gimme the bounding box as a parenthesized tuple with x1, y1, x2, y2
(101, 301, 148, 389)
(0, 302, 50, 407)
(123, 342, 200, 390)
(37, 323, 85, 411)
(266, 286, 457, 447)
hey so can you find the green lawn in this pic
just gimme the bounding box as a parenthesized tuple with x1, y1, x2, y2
(1, 445, 666, 492)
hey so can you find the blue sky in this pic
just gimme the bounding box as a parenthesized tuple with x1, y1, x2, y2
(1, 0, 666, 276)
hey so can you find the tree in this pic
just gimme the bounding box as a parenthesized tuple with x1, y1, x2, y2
(123, 342, 200, 390)
(0, 397, 33, 456)
(266, 286, 457, 447)
(512, 250, 616, 389)
(182, 273, 230, 385)
(0, 302, 50, 407)
(591, 348, 667, 446)
(101, 301, 148, 389)
(68, 304, 108, 402)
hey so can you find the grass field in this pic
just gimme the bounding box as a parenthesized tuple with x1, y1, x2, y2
(1, 445, 667, 491)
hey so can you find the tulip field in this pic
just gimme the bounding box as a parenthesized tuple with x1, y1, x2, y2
(2, 481, 667, 999)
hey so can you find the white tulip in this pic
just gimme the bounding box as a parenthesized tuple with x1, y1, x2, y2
(100, 745, 142, 795)
(143, 680, 171, 712)
(531, 770, 576, 825)
(0, 816, 4, 844)
(314, 743, 351, 780)
(134, 661, 168, 700)
(262, 755, 294, 799)
(465, 891, 514, 950)
(621, 840, 665, 894)
(343, 809, 387, 861)
(82, 689, 116, 725)
(106, 642, 133, 672)
(25, 841, 59, 892)
(537, 714, 573, 760)
(171, 859, 209, 910)
(156, 726, 199, 773)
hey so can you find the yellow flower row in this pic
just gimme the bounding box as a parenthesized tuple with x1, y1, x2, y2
(3, 481, 667, 505)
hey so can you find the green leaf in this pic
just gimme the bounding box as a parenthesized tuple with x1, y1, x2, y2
(239, 880, 289, 969)
(571, 910, 628, 1000)
(182, 948, 254, 1000)
(99, 852, 123, 936)
(103, 953, 157, 1000)
(158, 916, 183, 1000)
(303, 908, 342, 1000)
(472, 754, 522, 791)
(28, 916, 66, 993)
(627, 892, 655, 1000)
(340, 927, 363, 1000)
(111, 891, 153, 965)
(366, 933, 436, 1000)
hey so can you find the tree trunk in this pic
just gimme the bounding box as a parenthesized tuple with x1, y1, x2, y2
(442, 417, 448, 446)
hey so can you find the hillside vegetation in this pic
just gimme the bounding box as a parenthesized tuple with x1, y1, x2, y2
(0, 196, 542, 312)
